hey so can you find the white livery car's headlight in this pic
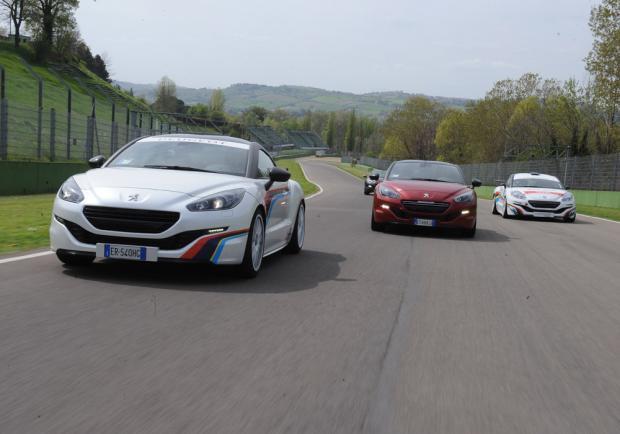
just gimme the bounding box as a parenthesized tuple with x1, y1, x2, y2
(561, 192, 574, 203)
(454, 191, 474, 203)
(58, 177, 84, 203)
(187, 188, 246, 212)
(511, 190, 527, 200)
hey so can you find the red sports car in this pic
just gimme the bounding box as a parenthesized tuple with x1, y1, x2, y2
(370, 160, 482, 237)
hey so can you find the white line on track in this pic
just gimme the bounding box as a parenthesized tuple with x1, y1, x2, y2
(298, 160, 324, 201)
(0, 250, 53, 265)
(577, 214, 619, 224)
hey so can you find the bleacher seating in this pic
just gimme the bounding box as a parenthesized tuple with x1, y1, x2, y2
(247, 126, 287, 149)
(286, 130, 327, 148)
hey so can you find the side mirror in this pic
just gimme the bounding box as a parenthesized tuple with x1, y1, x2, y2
(565, 186, 571, 190)
(88, 155, 106, 168)
(369, 174, 380, 181)
(495, 179, 505, 186)
(472, 178, 482, 188)
(265, 167, 291, 190)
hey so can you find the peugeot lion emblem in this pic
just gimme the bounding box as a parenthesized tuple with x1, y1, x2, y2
(128, 194, 140, 202)
(423, 193, 430, 199)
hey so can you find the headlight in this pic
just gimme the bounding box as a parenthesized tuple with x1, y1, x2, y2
(561, 192, 574, 202)
(454, 191, 474, 203)
(58, 177, 84, 203)
(378, 185, 400, 199)
(511, 190, 527, 200)
(187, 188, 245, 212)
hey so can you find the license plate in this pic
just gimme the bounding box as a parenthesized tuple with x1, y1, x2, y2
(413, 218, 437, 227)
(96, 243, 158, 262)
(533, 212, 554, 218)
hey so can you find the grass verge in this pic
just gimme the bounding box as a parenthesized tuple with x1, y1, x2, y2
(335, 163, 374, 179)
(276, 159, 319, 197)
(577, 205, 620, 222)
(0, 194, 54, 254)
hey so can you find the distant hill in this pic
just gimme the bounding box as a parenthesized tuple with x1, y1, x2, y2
(115, 81, 471, 117)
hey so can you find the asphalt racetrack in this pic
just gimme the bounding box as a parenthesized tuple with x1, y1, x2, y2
(1, 159, 619, 434)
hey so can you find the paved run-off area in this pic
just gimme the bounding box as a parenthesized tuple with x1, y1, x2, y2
(0, 159, 619, 434)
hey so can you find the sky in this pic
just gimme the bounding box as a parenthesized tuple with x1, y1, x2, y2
(75, 0, 597, 99)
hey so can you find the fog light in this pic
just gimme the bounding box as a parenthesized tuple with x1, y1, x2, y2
(381, 204, 390, 210)
(461, 210, 470, 215)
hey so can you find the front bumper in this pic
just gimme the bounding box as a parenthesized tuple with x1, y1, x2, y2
(50, 196, 255, 265)
(373, 197, 476, 229)
(505, 200, 576, 219)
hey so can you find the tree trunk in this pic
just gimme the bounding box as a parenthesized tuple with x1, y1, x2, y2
(12, 19, 20, 48)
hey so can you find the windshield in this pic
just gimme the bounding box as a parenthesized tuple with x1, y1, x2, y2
(387, 161, 464, 184)
(512, 178, 563, 189)
(108, 139, 249, 177)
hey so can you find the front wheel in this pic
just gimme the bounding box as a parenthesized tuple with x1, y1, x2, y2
(239, 210, 265, 278)
(564, 213, 576, 223)
(502, 201, 511, 219)
(371, 212, 385, 232)
(492, 200, 499, 215)
(286, 202, 305, 254)
(462, 222, 476, 238)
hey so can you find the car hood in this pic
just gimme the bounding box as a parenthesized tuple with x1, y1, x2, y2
(75, 167, 250, 197)
(383, 180, 469, 201)
(511, 187, 567, 200)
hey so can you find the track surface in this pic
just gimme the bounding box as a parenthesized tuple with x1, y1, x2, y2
(1, 159, 619, 434)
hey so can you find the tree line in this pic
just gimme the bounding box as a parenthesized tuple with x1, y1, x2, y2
(1, 0, 110, 81)
(154, 0, 618, 163)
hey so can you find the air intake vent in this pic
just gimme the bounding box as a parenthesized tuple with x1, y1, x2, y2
(83, 206, 180, 233)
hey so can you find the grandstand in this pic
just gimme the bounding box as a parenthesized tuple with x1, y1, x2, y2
(286, 130, 327, 149)
(246, 126, 288, 150)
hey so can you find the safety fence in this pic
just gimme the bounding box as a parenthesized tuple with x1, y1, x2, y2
(0, 100, 189, 161)
(342, 153, 620, 192)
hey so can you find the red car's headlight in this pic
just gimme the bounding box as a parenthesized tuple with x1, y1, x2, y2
(454, 191, 474, 203)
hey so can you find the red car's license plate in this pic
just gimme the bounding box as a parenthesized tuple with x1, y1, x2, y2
(413, 218, 437, 227)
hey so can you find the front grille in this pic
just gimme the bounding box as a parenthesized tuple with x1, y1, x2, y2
(528, 201, 560, 209)
(83, 206, 180, 233)
(61, 219, 215, 250)
(401, 200, 450, 214)
(520, 206, 570, 214)
(391, 207, 460, 222)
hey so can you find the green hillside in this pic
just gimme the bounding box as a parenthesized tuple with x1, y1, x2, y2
(0, 42, 157, 161)
(117, 81, 471, 117)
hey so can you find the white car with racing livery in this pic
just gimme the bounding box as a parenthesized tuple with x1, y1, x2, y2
(492, 172, 576, 222)
(50, 134, 306, 277)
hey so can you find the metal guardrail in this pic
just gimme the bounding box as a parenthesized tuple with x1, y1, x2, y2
(342, 154, 620, 192)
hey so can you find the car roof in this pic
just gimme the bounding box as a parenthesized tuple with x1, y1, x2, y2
(513, 172, 560, 181)
(395, 160, 457, 167)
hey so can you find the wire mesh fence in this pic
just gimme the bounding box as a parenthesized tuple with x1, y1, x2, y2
(0, 99, 195, 162)
(342, 153, 620, 191)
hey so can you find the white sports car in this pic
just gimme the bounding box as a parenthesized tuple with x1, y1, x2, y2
(492, 172, 576, 222)
(50, 134, 306, 277)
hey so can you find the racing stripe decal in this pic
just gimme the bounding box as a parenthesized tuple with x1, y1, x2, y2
(264, 187, 289, 223)
(210, 233, 249, 264)
(181, 229, 249, 261)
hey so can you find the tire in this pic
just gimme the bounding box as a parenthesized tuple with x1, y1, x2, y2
(371, 212, 385, 232)
(564, 214, 576, 223)
(462, 222, 476, 238)
(56, 251, 94, 266)
(502, 201, 511, 219)
(239, 210, 266, 278)
(492, 199, 499, 215)
(285, 202, 305, 254)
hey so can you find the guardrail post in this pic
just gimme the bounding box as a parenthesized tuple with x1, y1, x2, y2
(49, 108, 56, 161)
(66, 88, 72, 160)
(86, 117, 94, 160)
(0, 98, 7, 160)
(125, 108, 130, 143)
(36, 80, 43, 159)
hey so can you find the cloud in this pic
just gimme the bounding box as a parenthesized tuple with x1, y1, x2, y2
(453, 59, 520, 70)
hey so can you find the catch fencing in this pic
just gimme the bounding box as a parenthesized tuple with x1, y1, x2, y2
(342, 154, 620, 191)
(0, 100, 188, 161)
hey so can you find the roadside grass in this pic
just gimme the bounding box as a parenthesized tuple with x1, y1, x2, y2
(577, 205, 620, 222)
(0, 194, 54, 254)
(335, 163, 374, 179)
(276, 159, 319, 197)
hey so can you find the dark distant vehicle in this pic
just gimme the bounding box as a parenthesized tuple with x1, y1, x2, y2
(363, 169, 385, 195)
(371, 160, 481, 237)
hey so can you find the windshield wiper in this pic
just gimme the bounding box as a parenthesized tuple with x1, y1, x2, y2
(143, 165, 215, 173)
(407, 178, 453, 183)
